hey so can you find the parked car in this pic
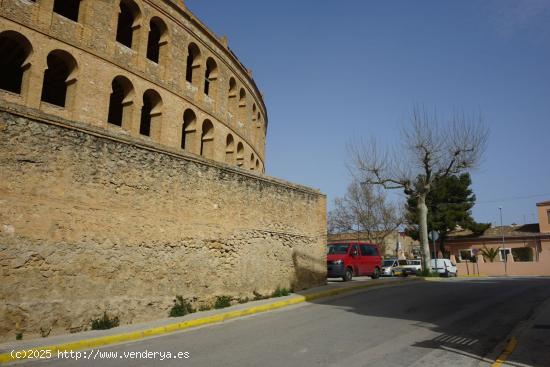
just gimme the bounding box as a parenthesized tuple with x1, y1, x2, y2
(430, 258, 458, 277)
(401, 259, 422, 275)
(327, 242, 382, 281)
(381, 259, 405, 277)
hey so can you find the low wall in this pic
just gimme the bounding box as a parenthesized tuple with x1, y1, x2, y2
(0, 107, 327, 341)
(457, 251, 550, 276)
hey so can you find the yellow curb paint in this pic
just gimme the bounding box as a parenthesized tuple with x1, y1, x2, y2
(491, 337, 518, 367)
(0, 278, 418, 364)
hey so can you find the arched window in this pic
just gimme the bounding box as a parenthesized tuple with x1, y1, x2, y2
(185, 43, 201, 85)
(0, 31, 32, 95)
(41, 50, 77, 108)
(228, 77, 237, 115)
(255, 159, 260, 171)
(225, 134, 234, 164)
(139, 89, 162, 139)
(200, 120, 214, 159)
(181, 108, 197, 152)
(107, 76, 134, 128)
(238, 88, 247, 123)
(53, 0, 81, 22)
(236, 142, 244, 167)
(252, 104, 257, 121)
(204, 57, 218, 98)
(146, 17, 168, 64)
(116, 0, 140, 49)
(250, 153, 255, 170)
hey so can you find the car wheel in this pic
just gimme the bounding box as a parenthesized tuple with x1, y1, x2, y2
(343, 267, 353, 282)
(371, 267, 380, 279)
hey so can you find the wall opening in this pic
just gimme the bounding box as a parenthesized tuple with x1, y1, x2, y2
(238, 88, 247, 123)
(0, 31, 32, 95)
(41, 50, 77, 108)
(200, 120, 214, 159)
(146, 17, 167, 64)
(236, 142, 244, 167)
(228, 77, 237, 116)
(116, 0, 140, 49)
(139, 89, 162, 138)
(225, 134, 234, 164)
(185, 43, 201, 85)
(181, 108, 197, 152)
(107, 76, 134, 128)
(204, 57, 218, 98)
(53, 0, 81, 22)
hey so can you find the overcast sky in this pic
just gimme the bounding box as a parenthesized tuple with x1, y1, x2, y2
(186, 0, 550, 226)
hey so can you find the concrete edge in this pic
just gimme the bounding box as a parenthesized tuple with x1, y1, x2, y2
(491, 337, 518, 367)
(0, 278, 418, 364)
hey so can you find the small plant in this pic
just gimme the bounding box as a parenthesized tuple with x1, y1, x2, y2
(199, 304, 212, 311)
(238, 297, 250, 304)
(214, 296, 232, 309)
(480, 246, 500, 263)
(15, 333, 23, 340)
(253, 291, 268, 301)
(91, 312, 120, 330)
(169, 296, 196, 317)
(271, 287, 291, 297)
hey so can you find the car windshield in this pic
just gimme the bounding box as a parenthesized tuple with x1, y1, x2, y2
(327, 244, 349, 254)
(383, 260, 395, 267)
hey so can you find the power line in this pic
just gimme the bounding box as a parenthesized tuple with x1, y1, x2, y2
(475, 192, 550, 205)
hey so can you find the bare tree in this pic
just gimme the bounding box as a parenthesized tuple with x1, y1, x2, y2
(328, 179, 403, 255)
(349, 106, 488, 271)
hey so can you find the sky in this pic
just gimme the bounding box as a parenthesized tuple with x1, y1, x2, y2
(186, 0, 550, 226)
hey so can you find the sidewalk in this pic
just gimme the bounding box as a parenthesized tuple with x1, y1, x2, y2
(496, 294, 550, 367)
(0, 276, 418, 364)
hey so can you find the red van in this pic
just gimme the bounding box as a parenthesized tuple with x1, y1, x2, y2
(327, 242, 382, 281)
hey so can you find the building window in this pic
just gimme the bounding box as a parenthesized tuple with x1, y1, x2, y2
(204, 57, 217, 98)
(200, 120, 214, 159)
(225, 134, 234, 164)
(116, 0, 140, 49)
(139, 89, 162, 138)
(250, 153, 255, 170)
(0, 31, 32, 95)
(459, 249, 473, 262)
(41, 50, 78, 108)
(227, 77, 237, 115)
(185, 43, 201, 85)
(236, 142, 244, 166)
(53, 0, 81, 22)
(107, 76, 134, 128)
(146, 17, 167, 64)
(547, 209, 550, 224)
(499, 248, 511, 262)
(181, 108, 196, 151)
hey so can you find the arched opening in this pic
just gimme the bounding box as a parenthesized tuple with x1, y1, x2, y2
(146, 17, 168, 64)
(228, 77, 237, 115)
(185, 43, 201, 85)
(116, 0, 140, 49)
(204, 57, 218, 98)
(255, 159, 260, 171)
(225, 134, 234, 164)
(250, 153, 255, 170)
(238, 88, 247, 123)
(107, 76, 134, 128)
(200, 120, 214, 159)
(0, 31, 32, 95)
(41, 50, 77, 108)
(53, 0, 81, 22)
(236, 142, 244, 167)
(140, 89, 162, 139)
(252, 104, 257, 121)
(181, 108, 197, 152)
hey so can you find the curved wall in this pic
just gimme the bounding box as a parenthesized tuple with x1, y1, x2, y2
(0, 0, 267, 172)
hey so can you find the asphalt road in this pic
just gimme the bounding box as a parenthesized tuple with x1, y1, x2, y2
(21, 278, 550, 367)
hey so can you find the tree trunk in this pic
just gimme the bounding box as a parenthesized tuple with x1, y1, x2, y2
(417, 194, 431, 271)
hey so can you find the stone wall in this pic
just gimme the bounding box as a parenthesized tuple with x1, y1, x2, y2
(0, 107, 326, 341)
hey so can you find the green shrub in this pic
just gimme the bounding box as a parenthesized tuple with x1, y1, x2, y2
(253, 291, 268, 301)
(271, 287, 291, 297)
(214, 296, 232, 309)
(238, 297, 250, 304)
(199, 304, 212, 311)
(15, 333, 23, 340)
(91, 312, 120, 330)
(169, 296, 196, 317)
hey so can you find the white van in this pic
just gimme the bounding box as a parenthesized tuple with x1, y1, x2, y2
(430, 259, 457, 277)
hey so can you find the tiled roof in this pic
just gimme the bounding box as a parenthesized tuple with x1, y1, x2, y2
(448, 223, 540, 240)
(536, 200, 550, 206)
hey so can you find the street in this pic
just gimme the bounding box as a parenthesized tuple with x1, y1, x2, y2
(20, 278, 550, 367)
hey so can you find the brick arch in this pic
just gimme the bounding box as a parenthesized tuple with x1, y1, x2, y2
(115, 0, 142, 50)
(40, 49, 78, 109)
(0, 30, 33, 97)
(107, 75, 135, 130)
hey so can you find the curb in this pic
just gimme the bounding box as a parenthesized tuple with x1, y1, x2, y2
(491, 337, 518, 367)
(0, 278, 418, 364)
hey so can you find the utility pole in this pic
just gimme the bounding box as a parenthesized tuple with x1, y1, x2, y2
(499, 207, 507, 275)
